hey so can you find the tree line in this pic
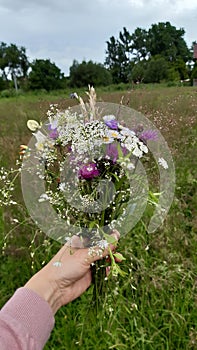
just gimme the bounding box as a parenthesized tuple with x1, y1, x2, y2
(1, 21, 197, 93)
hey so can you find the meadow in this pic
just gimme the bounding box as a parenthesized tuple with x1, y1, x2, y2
(0, 84, 197, 349)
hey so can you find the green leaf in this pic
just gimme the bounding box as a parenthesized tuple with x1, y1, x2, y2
(103, 233, 118, 245)
(113, 252, 126, 261)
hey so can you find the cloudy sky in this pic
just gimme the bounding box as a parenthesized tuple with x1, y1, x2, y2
(0, 0, 197, 76)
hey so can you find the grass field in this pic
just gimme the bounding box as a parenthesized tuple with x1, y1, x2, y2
(0, 85, 197, 349)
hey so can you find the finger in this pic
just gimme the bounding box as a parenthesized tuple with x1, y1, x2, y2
(50, 236, 84, 266)
(65, 235, 85, 249)
(84, 230, 120, 265)
(51, 231, 120, 266)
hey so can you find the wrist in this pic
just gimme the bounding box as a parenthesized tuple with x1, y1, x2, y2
(24, 270, 62, 314)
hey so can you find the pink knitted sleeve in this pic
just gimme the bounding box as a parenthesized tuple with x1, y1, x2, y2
(0, 287, 55, 350)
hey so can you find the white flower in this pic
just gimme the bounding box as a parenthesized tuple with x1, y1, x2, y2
(38, 193, 50, 202)
(132, 147, 143, 158)
(12, 218, 19, 223)
(27, 120, 41, 131)
(48, 118, 58, 129)
(59, 182, 66, 192)
(104, 129, 122, 141)
(98, 239, 109, 249)
(33, 131, 53, 151)
(103, 115, 116, 122)
(120, 127, 135, 137)
(158, 157, 168, 169)
(127, 162, 135, 170)
(139, 142, 148, 154)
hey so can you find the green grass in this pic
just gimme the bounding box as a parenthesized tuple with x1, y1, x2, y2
(0, 85, 197, 349)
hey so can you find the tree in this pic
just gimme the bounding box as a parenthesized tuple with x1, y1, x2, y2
(69, 60, 112, 87)
(144, 56, 168, 83)
(131, 60, 147, 83)
(147, 22, 190, 63)
(28, 59, 64, 91)
(0, 42, 8, 81)
(131, 28, 149, 62)
(105, 28, 133, 83)
(0, 42, 29, 90)
(105, 22, 190, 84)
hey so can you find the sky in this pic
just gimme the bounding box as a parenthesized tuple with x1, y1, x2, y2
(0, 0, 197, 76)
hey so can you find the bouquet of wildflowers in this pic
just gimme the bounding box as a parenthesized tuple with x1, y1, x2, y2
(20, 87, 150, 251)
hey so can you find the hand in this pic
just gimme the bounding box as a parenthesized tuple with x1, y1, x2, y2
(25, 230, 120, 314)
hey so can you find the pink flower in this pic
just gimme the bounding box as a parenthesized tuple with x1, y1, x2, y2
(78, 163, 99, 180)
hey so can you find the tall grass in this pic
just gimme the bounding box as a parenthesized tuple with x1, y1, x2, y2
(0, 86, 197, 349)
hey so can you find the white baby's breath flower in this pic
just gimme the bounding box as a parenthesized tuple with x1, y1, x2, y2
(158, 157, 168, 169)
(59, 182, 66, 192)
(12, 218, 19, 223)
(98, 239, 109, 249)
(38, 193, 50, 202)
(127, 162, 135, 170)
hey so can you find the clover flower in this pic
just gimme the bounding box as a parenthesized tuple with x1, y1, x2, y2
(78, 163, 100, 180)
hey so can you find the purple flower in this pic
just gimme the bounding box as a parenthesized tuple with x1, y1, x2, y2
(49, 128, 59, 139)
(106, 143, 128, 163)
(48, 123, 59, 139)
(78, 163, 99, 180)
(105, 119, 119, 130)
(139, 130, 158, 142)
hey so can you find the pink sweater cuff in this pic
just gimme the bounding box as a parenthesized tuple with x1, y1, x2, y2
(0, 287, 55, 349)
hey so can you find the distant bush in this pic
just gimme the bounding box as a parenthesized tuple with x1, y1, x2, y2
(167, 81, 179, 87)
(28, 59, 64, 91)
(0, 89, 24, 98)
(0, 89, 16, 98)
(69, 60, 112, 88)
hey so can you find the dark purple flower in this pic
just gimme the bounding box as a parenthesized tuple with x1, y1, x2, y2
(139, 130, 158, 142)
(78, 163, 99, 180)
(106, 143, 128, 163)
(105, 119, 119, 130)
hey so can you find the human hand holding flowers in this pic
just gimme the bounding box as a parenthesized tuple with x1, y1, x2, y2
(25, 230, 120, 314)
